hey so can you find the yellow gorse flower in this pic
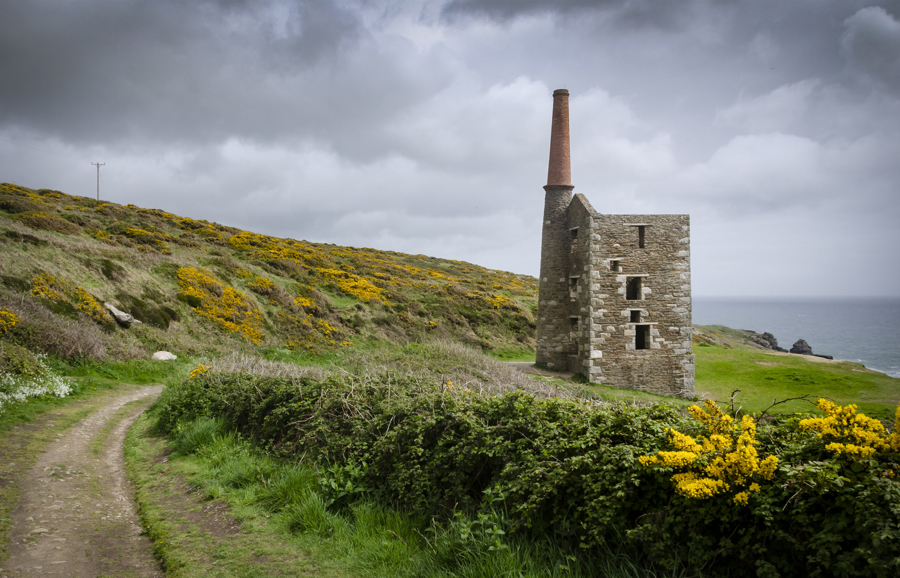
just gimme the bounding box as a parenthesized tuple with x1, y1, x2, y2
(29, 273, 109, 324)
(0, 307, 19, 333)
(799, 399, 895, 460)
(639, 400, 778, 506)
(189, 364, 211, 380)
(177, 267, 265, 345)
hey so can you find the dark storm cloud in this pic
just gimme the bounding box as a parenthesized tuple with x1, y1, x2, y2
(440, 0, 694, 29)
(0, 0, 450, 155)
(2, 0, 900, 296)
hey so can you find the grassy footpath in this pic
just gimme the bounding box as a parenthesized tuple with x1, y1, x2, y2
(125, 413, 333, 577)
(0, 358, 189, 564)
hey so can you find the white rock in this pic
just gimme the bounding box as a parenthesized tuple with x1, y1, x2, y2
(151, 351, 177, 361)
(103, 302, 134, 327)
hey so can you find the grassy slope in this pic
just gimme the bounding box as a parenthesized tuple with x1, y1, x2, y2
(0, 182, 538, 362)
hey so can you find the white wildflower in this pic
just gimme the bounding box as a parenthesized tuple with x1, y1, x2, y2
(0, 354, 73, 414)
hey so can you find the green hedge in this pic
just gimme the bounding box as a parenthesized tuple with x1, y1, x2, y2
(153, 372, 900, 577)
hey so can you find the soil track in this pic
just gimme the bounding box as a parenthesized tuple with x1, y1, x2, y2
(2, 386, 163, 578)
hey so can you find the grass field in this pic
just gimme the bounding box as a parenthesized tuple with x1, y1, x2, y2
(694, 345, 899, 421)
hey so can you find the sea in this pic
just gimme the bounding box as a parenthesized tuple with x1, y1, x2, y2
(692, 298, 900, 379)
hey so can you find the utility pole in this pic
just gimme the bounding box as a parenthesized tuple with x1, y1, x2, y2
(91, 162, 105, 200)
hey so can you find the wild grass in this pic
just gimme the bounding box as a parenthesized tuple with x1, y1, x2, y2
(205, 351, 329, 381)
(338, 339, 590, 400)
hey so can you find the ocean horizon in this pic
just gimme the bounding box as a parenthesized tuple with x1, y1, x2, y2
(692, 297, 900, 379)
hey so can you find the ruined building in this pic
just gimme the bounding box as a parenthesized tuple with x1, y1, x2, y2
(536, 89, 694, 397)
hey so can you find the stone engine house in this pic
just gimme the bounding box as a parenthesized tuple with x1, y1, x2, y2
(536, 90, 694, 398)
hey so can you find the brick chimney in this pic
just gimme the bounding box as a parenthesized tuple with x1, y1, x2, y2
(546, 89, 572, 188)
(536, 89, 575, 370)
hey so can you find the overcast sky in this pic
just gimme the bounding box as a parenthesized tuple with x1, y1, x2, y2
(2, 0, 899, 297)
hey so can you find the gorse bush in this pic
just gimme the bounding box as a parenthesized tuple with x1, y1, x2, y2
(176, 266, 265, 344)
(799, 399, 900, 459)
(0, 294, 118, 361)
(0, 307, 18, 333)
(154, 363, 900, 578)
(29, 273, 111, 325)
(639, 400, 779, 505)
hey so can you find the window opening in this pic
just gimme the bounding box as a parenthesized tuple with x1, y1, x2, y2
(635, 324, 650, 350)
(569, 277, 579, 301)
(569, 317, 580, 354)
(569, 228, 579, 240)
(626, 276, 642, 300)
(630, 310, 641, 323)
(610, 260, 620, 273)
(638, 225, 646, 248)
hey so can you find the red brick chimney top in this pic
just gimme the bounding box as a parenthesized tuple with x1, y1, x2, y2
(546, 89, 572, 188)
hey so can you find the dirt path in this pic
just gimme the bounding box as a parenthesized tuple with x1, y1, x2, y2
(504, 361, 574, 379)
(1, 386, 164, 578)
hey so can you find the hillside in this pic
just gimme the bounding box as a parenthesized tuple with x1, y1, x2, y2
(0, 183, 538, 363)
(3, 182, 897, 420)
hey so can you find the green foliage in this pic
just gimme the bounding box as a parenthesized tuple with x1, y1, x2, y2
(51, 357, 189, 384)
(172, 416, 224, 455)
(135, 412, 661, 578)
(0, 194, 45, 214)
(0, 342, 43, 378)
(154, 368, 900, 577)
(16, 211, 81, 234)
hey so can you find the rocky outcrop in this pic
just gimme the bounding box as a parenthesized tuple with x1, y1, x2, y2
(790, 339, 833, 360)
(747, 331, 787, 352)
(104, 302, 135, 328)
(790, 339, 813, 355)
(151, 351, 177, 361)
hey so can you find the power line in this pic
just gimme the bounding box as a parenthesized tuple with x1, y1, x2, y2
(91, 162, 105, 200)
(0, 135, 85, 162)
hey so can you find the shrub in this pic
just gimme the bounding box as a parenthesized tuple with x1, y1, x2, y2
(0, 307, 18, 334)
(0, 342, 43, 377)
(154, 367, 900, 578)
(0, 195, 45, 214)
(0, 351, 74, 414)
(16, 211, 81, 234)
(0, 294, 113, 361)
(176, 266, 265, 344)
(29, 273, 111, 325)
(639, 399, 778, 505)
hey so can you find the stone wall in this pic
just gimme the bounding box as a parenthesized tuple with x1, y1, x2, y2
(586, 212, 694, 397)
(535, 185, 575, 369)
